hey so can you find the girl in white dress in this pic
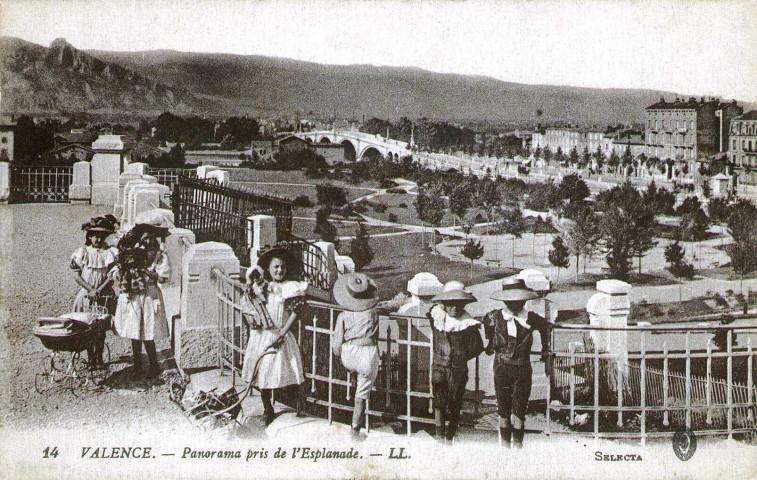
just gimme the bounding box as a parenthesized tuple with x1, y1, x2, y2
(241, 246, 308, 425)
(112, 224, 171, 379)
(70, 215, 119, 366)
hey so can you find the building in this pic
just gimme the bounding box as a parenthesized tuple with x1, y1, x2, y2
(729, 110, 757, 185)
(531, 127, 609, 156)
(0, 117, 15, 162)
(644, 97, 743, 166)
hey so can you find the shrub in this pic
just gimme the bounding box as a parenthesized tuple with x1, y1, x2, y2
(292, 195, 312, 207)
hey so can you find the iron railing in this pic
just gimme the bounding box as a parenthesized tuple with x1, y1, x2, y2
(9, 165, 73, 203)
(547, 324, 757, 443)
(212, 270, 757, 441)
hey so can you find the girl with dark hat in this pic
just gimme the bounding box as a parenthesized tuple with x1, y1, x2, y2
(70, 215, 119, 367)
(483, 276, 551, 449)
(241, 245, 309, 426)
(112, 223, 171, 379)
(330, 272, 380, 440)
(428, 281, 484, 443)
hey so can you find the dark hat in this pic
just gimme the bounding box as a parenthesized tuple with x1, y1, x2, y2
(490, 277, 539, 302)
(82, 215, 118, 234)
(432, 280, 476, 304)
(333, 273, 379, 312)
(256, 245, 298, 273)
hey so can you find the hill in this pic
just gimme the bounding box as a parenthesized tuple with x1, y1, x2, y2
(0, 36, 731, 126)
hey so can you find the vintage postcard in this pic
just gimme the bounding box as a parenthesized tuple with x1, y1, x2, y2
(0, 0, 756, 479)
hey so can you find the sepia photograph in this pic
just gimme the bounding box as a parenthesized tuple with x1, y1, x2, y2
(0, 0, 756, 478)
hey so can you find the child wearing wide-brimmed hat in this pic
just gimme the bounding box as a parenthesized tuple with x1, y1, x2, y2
(331, 272, 380, 440)
(427, 281, 484, 443)
(483, 276, 551, 449)
(112, 223, 171, 380)
(70, 214, 119, 367)
(241, 244, 310, 426)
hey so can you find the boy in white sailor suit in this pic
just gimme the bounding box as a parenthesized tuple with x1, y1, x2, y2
(483, 277, 550, 449)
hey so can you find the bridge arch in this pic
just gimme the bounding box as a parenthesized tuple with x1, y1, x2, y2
(341, 140, 357, 162)
(359, 146, 384, 162)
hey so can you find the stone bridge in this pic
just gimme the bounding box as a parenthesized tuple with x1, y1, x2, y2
(296, 129, 412, 162)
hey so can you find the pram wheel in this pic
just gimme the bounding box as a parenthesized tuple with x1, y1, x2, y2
(34, 356, 54, 394)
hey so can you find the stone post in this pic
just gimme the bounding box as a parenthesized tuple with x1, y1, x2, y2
(0, 161, 10, 204)
(247, 215, 277, 265)
(206, 169, 230, 186)
(196, 165, 219, 179)
(115, 173, 144, 217)
(397, 272, 442, 316)
(91, 135, 126, 205)
(314, 241, 338, 285)
(176, 242, 240, 370)
(125, 162, 149, 175)
(69, 161, 92, 204)
(586, 279, 631, 382)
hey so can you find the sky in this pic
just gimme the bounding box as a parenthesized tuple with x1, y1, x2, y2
(1, 0, 756, 102)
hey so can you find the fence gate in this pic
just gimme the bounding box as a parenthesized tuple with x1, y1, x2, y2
(9, 165, 73, 203)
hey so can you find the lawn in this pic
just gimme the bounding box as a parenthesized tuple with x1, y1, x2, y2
(349, 233, 517, 300)
(353, 192, 458, 227)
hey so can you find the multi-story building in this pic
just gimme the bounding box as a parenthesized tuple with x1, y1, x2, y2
(0, 116, 15, 162)
(729, 110, 757, 185)
(644, 97, 742, 164)
(531, 127, 606, 155)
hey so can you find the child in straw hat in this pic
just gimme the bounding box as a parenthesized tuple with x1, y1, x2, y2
(483, 276, 551, 449)
(428, 281, 484, 443)
(331, 272, 380, 440)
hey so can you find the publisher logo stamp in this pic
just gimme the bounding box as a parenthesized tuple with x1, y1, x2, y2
(672, 429, 697, 461)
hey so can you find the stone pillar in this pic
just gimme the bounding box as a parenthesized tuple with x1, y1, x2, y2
(125, 162, 149, 175)
(0, 161, 10, 204)
(176, 242, 240, 370)
(247, 215, 277, 265)
(206, 169, 230, 186)
(586, 279, 631, 380)
(91, 135, 126, 205)
(69, 161, 92, 204)
(134, 208, 175, 228)
(397, 272, 442, 316)
(196, 165, 219, 179)
(115, 173, 143, 217)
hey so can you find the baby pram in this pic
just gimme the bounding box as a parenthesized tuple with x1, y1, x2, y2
(33, 311, 112, 393)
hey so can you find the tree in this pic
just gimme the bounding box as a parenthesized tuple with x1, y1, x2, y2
(561, 205, 600, 279)
(726, 200, 757, 294)
(665, 242, 695, 302)
(449, 183, 472, 226)
(414, 185, 446, 251)
(350, 223, 374, 271)
(475, 179, 502, 234)
(498, 206, 527, 268)
(548, 235, 570, 282)
(599, 205, 634, 279)
(316, 183, 348, 206)
(314, 206, 338, 244)
(558, 173, 590, 205)
(461, 238, 485, 279)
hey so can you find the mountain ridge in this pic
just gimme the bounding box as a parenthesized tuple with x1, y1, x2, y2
(3, 36, 747, 126)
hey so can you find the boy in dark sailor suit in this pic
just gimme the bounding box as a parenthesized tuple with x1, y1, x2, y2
(483, 277, 551, 449)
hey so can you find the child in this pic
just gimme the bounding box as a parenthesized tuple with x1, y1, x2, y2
(70, 215, 119, 367)
(112, 223, 171, 380)
(428, 281, 484, 443)
(331, 273, 380, 440)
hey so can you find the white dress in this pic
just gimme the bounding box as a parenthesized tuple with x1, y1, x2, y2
(70, 245, 118, 312)
(241, 280, 308, 389)
(112, 252, 171, 341)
